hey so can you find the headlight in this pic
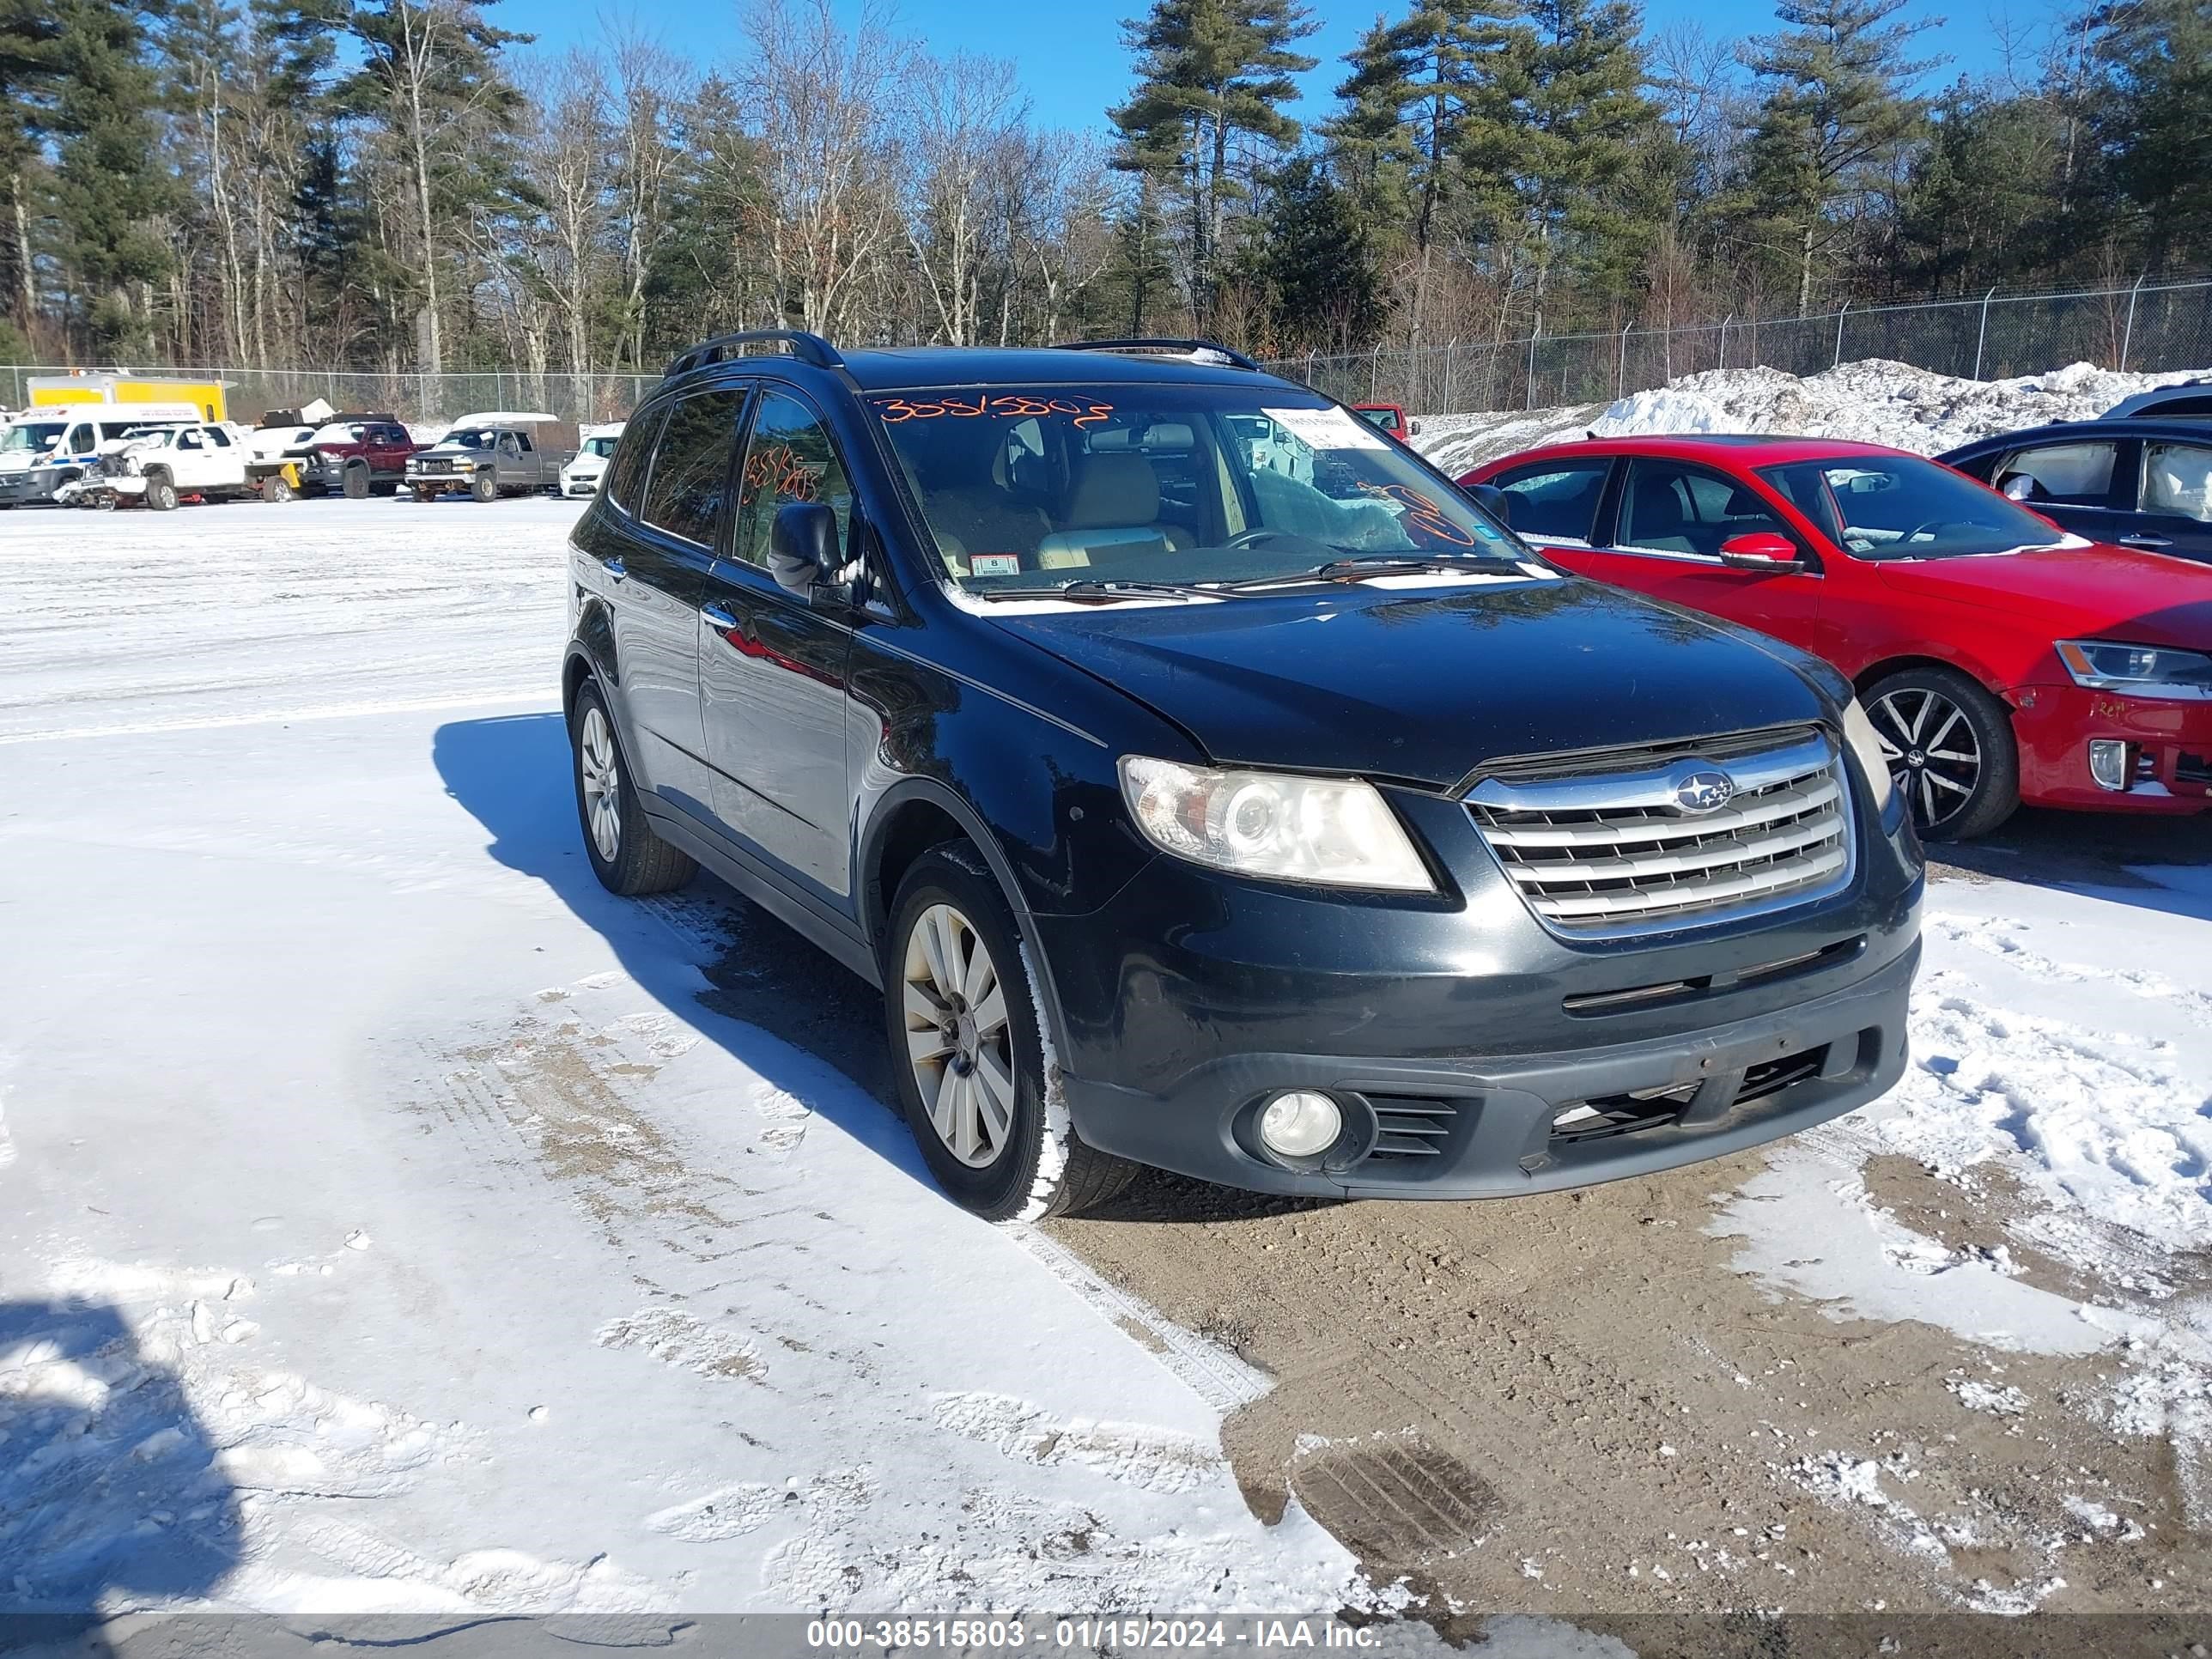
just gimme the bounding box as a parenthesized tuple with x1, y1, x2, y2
(1840, 698, 1896, 814)
(1118, 756, 1434, 891)
(2056, 640, 2212, 700)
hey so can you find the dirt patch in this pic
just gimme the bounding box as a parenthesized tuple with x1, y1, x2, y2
(1047, 1155, 2212, 1613)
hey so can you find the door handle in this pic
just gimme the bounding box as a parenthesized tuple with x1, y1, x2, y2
(605, 556, 628, 581)
(2118, 534, 2172, 548)
(702, 602, 739, 629)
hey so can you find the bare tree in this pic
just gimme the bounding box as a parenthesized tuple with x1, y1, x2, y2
(514, 52, 613, 379)
(608, 32, 690, 370)
(903, 52, 1023, 345)
(739, 0, 909, 337)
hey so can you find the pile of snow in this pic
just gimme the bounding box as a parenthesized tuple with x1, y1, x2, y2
(1415, 358, 2211, 475)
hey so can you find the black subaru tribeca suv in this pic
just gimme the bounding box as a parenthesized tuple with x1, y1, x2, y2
(562, 331, 1923, 1218)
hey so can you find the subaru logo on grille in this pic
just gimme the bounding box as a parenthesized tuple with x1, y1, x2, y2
(1673, 769, 1736, 815)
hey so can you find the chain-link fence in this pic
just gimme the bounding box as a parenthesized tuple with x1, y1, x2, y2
(7, 276, 2208, 427)
(1262, 276, 2212, 416)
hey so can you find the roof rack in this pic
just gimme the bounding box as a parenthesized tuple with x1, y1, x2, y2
(1053, 337, 1261, 372)
(665, 330, 844, 379)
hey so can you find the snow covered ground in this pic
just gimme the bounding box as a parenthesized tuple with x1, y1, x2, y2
(1415, 359, 2211, 476)
(0, 500, 1360, 1619)
(4, 473, 2212, 1627)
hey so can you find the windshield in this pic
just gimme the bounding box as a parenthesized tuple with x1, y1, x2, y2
(1355, 408, 1398, 429)
(0, 422, 67, 454)
(1759, 454, 2064, 560)
(582, 435, 617, 459)
(312, 422, 366, 446)
(445, 428, 498, 449)
(870, 386, 1524, 592)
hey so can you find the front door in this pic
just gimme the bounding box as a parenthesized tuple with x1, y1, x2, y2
(699, 386, 858, 902)
(1598, 456, 1825, 652)
(604, 387, 747, 813)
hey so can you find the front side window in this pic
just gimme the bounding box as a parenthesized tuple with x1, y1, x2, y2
(2143, 443, 2212, 523)
(641, 390, 744, 547)
(731, 391, 853, 570)
(869, 386, 1522, 590)
(1759, 455, 2063, 560)
(1491, 459, 1609, 542)
(1996, 441, 2117, 506)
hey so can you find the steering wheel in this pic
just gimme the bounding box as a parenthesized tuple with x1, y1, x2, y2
(1226, 527, 1292, 550)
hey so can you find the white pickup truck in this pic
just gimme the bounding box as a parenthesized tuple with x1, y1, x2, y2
(58, 422, 305, 509)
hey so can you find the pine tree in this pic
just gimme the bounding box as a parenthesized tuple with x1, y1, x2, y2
(1258, 152, 1382, 349)
(1327, 1, 1518, 344)
(1110, 0, 1318, 327)
(1896, 83, 2064, 293)
(1468, 0, 1660, 329)
(2083, 0, 2212, 271)
(48, 0, 176, 356)
(1734, 0, 1936, 315)
(333, 0, 525, 372)
(0, 0, 62, 337)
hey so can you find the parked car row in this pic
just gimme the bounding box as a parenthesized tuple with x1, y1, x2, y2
(0, 406, 602, 510)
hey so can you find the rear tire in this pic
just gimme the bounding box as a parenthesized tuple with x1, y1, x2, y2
(145, 471, 178, 512)
(884, 843, 1136, 1219)
(260, 474, 295, 504)
(569, 681, 696, 896)
(342, 465, 369, 499)
(1863, 665, 2019, 841)
(471, 470, 498, 503)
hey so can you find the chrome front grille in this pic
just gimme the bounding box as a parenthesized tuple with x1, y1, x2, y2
(1468, 731, 1853, 935)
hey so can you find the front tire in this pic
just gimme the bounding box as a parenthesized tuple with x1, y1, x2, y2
(1864, 665, 2019, 840)
(471, 470, 498, 503)
(342, 465, 369, 500)
(569, 682, 696, 896)
(884, 845, 1135, 1219)
(145, 471, 179, 512)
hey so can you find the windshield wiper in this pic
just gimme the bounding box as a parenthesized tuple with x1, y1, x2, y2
(1220, 552, 1523, 590)
(974, 578, 1231, 604)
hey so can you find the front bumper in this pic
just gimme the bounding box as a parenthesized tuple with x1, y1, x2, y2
(1035, 776, 1923, 1200)
(0, 470, 64, 504)
(1059, 940, 1916, 1199)
(2012, 680, 2212, 813)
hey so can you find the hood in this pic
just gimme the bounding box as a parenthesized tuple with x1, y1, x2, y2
(563, 453, 605, 473)
(1876, 544, 2212, 647)
(990, 579, 1837, 788)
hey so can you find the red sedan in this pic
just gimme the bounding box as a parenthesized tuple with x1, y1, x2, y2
(1461, 435, 2212, 837)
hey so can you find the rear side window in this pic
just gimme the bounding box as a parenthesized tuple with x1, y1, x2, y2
(731, 391, 854, 569)
(2145, 443, 2212, 523)
(1490, 459, 1608, 541)
(604, 406, 665, 514)
(641, 392, 744, 545)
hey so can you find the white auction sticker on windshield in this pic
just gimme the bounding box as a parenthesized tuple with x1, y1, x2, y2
(1263, 406, 1390, 452)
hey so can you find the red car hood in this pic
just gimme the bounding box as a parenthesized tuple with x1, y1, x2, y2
(1876, 544, 2212, 647)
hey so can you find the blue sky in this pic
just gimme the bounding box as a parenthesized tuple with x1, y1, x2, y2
(521, 0, 2027, 134)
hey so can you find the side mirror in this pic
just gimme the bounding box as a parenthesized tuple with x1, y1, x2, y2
(1718, 531, 1808, 572)
(769, 500, 842, 598)
(1408, 419, 1424, 437)
(1468, 483, 1511, 526)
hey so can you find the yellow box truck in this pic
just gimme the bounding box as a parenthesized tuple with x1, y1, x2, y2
(27, 373, 230, 423)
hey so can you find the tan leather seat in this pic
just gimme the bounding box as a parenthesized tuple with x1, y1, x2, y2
(1036, 453, 1191, 568)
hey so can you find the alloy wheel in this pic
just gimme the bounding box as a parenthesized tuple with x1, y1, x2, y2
(1869, 685, 1982, 832)
(578, 706, 623, 863)
(900, 902, 1014, 1169)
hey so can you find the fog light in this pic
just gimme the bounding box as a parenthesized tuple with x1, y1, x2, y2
(2087, 738, 2135, 792)
(1258, 1091, 1342, 1159)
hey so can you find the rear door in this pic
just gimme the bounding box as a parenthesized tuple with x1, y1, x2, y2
(2130, 440, 2212, 562)
(600, 387, 747, 813)
(699, 386, 859, 902)
(1598, 456, 1826, 650)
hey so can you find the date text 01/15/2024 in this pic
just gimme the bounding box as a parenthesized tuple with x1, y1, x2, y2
(803, 1619, 1382, 1650)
